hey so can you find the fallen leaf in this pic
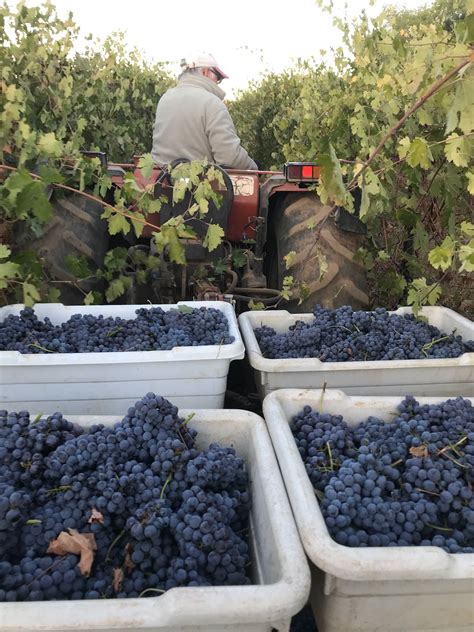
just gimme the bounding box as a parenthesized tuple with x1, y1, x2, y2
(113, 567, 124, 592)
(124, 543, 135, 572)
(47, 529, 97, 576)
(409, 445, 428, 458)
(88, 508, 104, 525)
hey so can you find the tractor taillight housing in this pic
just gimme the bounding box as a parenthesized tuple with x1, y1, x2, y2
(284, 162, 321, 183)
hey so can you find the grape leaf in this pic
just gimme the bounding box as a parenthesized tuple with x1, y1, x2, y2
(460, 221, 474, 237)
(465, 172, 474, 195)
(38, 132, 63, 158)
(406, 137, 433, 169)
(47, 288, 61, 303)
(459, 240, 474, 273)
(283, 250, 296, 269)
(445, 134, 470, 167)
(107, 212, 130, 236)
(23, 281, 41, 306)
(428, 237, 455, 271)
(17, 181, 53, 223)
(138, 153, 155, 180)
(105, 278, 126, 302)
(47, 529, 97, 577)
(0, 245, 11, 259)
(203, 224, 224, 252)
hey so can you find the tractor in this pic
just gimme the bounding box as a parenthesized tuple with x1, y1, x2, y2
(25, 155, 369, 312)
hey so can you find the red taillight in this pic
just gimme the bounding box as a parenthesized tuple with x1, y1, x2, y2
(284, 162, 320, 183)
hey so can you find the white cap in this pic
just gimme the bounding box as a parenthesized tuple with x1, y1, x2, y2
(180, 52, 229, 79)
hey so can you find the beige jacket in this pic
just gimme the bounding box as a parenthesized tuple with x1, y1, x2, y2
(151, 73, 257, 170)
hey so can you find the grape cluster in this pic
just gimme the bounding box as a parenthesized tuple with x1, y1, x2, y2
(0, 393, 251, 601)
(255, 305, 474, 361)
(291, 396, 474, 552)
(0, 306, 234, 354)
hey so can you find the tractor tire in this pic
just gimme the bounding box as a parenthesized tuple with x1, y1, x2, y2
(268, 193, 369, 312)
(17, 193, 108, 305)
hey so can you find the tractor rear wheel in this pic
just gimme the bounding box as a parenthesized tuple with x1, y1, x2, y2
(16, 192, 108, 304)
(268, 193, 369, 312)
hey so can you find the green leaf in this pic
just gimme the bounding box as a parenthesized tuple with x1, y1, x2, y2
(203, 224, 224, 252)
(460, 221, 474, 237)
(407, 137, 433, 169)
(0, 245, 11, 259)
(213, 259, 228, 275)
(283, 250, 297, 270)
(445, 134, 470, 167)
(231, 249, 247, 268)
(0, 261, 21, 281)
(466, 172, 474, 195)
(178, 305, 194, 314)
(397, 136, 411, 160)
(47, 288, 61, 303)
(377, 250, 390, 262)
(38, 165, 64, 185)
(107, 212, 130, 236)
(317, 140, 347, 205)
(65, 254, 92, 278)
(17, 181, 53, 223)
(23, 281, 41, 306)
(160, 225, 186, 264)
(38, 132, 63, 158)
(138, 154, 155, 180)
(105, 278, 126, 302)
(459, 239, 474, 272)
(412, 222, 429, 253)
(316, 250, 328, 281)
(280, 275, 294, 301)
(248, 300, 265, 310)
(407, 277, 442, 313)
(447, 74, 474, 134)
(428, 236, 455, 271)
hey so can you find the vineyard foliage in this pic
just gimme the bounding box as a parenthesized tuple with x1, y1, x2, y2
(1, 0, 473, 313)
(231, 0, 474, 314)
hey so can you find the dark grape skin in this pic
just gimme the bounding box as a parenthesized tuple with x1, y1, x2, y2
(255, 305, 474, 361)
(0, 306, 234, 354)
(291, 396, 474, 554)
(0, 393, 251, 602)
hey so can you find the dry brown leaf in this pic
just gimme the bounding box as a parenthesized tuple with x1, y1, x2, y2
(47, 529, 97, 576)
(88, 508, 104, 525)
(409, 445, 428, 458)
(113, 567, 124, 592)
(124, 543, 135, 572)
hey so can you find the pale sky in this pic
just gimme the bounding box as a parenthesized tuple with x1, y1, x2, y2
(16, 0, 432, 97)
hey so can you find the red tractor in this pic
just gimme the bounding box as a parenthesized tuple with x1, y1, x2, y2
(27, 155, 369, 312)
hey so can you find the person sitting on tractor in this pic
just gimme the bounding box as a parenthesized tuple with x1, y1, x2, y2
(151, 52, 257, 170)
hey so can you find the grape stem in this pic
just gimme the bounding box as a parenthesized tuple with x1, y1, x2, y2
(105, 529, 125, 562)
(138, 588, 165, 598)
(160, 473, 173, 500)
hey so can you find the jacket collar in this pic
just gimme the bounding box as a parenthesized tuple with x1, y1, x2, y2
(177, 73, 226, 100)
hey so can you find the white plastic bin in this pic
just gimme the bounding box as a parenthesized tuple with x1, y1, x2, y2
(263, 389, 474, 632)
(239, 306, 474, 397)
(0, 408, 311, 631)
(0, 301, 245, 413)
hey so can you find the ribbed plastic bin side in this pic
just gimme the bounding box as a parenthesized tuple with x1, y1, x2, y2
(0, 302, 245, 413)
(0, 409, 311, 632)
(239, 306, 474, 398)
(263, 389, 474, 632)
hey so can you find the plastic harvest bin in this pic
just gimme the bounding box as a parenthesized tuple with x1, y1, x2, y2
(0, 408, 311, 632)
(239, 306, 474, 398)
(0, 301, 245, 414)
(263, 389, 474, 632)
